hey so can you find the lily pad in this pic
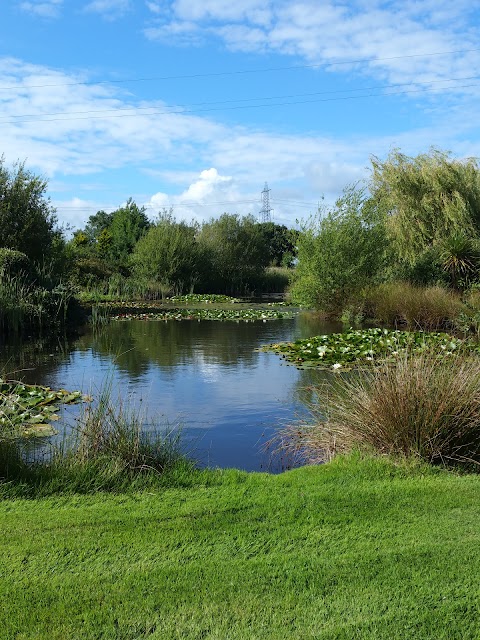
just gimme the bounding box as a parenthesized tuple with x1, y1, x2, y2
(262, 328, 470, 370)
(0, 378, 89, 439)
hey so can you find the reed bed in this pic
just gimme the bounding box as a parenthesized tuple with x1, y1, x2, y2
(364, 282, 464, 329)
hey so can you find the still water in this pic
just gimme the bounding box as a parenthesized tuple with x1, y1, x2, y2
(1, 314, 341, 472)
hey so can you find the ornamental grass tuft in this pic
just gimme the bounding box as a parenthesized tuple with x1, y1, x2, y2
(279, 352, 480, 466)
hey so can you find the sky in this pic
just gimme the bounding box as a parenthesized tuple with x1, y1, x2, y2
(1, 0, 480, 232)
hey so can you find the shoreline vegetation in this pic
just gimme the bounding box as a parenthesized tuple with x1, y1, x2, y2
(2, 150, 480, 636)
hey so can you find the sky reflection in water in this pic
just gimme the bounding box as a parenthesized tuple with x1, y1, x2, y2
(1, 314, 340, 472)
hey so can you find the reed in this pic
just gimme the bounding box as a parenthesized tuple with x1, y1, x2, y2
(364, 282, 464, 329)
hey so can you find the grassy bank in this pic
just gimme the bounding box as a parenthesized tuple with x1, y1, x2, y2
(0, 455, 479, 639)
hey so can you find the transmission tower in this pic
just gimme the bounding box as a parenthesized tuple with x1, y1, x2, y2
(259, 182, 273, 223)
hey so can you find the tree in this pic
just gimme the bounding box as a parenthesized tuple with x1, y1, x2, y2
(370, 148, 480, 264)
(131, 213, 199, 294)
(0, 157, 61, 264)
(83, 210, 113, 243)
(291, 186, 389, 312)
(105, 199, 150, 271)
(197, 214, 269, 294)
(257, 222, 299, 267)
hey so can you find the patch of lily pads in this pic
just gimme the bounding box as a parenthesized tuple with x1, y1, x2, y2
(166, 294, 241, 304)
(112, 307, 295, 322)
(0, 380, 88, 438)
(263, 328, 469, 370)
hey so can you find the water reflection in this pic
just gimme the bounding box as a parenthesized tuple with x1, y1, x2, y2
(0, 314, 342, 472)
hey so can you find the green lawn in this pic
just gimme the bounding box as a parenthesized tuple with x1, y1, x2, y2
(1, 456, 480, 639)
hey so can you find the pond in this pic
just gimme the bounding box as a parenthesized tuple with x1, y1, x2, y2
(0, 314, 341, 472)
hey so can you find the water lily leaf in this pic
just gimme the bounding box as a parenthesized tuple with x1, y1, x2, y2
(22, 424, 58, 437)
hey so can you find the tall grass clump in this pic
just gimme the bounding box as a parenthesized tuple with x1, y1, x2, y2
(73, 387, 179, 471)
(254, 266, 292, 294)
(280, 353, 480, 467)
(0, 386, 193, 496)
(364, 282, 464, 329)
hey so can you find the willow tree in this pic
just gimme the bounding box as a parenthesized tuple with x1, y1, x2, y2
(370, 148, 480, 265)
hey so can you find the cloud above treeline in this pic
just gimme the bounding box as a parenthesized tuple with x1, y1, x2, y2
(1, 54, 479, 230)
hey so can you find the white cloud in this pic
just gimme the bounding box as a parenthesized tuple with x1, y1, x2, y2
(145, 1, 164, 14)
(147, 168, 242, 223)
(2, 56, 480, 230)
(54, 197, 107, 233)
(84, 0, 131, 19)
(145, 1, 480, 86)
(19, 0, 63, 18)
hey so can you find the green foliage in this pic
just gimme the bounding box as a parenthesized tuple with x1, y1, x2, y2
(131, 213, 199, 294)
(107, 198, 150, 271)
(0, 271, 77, 337)
(0, 379, 86, 439)
(371, 148, 480, 264)
(0, 157, 61, 264)
(111, 306, 294, 321)
(83, 209, 113, 243)
(0, 248, 30, 278)
(257, 222, 299, 267)
(439, 231, 480, 288)
(255, 265, 292, 294)
(70, 256, 114, 288)
(197, 214, 270, 294)
(393, 246, 447, 286)
(168, 293, 240, 303)
(291, 186, 389, 312)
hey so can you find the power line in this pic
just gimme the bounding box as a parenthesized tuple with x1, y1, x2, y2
(3, 74, 479, 122)
(55, 198, 319, 211)
(1, 47, 479, 91)
(2, 80, 479, 126)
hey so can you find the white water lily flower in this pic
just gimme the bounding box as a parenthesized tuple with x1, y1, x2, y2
(332, 363, 342, 369)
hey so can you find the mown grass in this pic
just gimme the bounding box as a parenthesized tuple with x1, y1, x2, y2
(0, 455, 479, 639)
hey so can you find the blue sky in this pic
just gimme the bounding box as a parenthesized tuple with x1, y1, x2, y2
(1, 0, 480, 231)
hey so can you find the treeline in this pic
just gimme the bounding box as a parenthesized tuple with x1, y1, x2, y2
(0, 155, 298, 336)
(71, 204, 298, 297)
(292, 148, 480, 325)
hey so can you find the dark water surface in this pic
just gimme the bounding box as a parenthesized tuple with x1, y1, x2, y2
(1, 314, 341, 471)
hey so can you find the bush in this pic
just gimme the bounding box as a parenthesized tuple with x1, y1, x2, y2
(291, 186, 389, 313)
(0, 248, 31, 278)
(279, 353, 480, 466)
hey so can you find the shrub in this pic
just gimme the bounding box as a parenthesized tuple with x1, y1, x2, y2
(291, 186, 389, 313)
(279, 353, 480, 466)
(0, 248, 31, 278)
